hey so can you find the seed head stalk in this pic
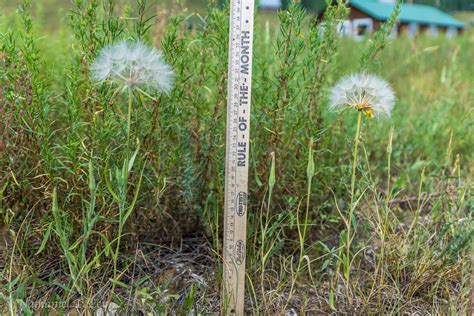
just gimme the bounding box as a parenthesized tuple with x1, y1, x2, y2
(345, 110, 362, 299)
(127, 89, 133, 155)
(90, 40, 173, 310)
(350, 112, 362, 207)
(328, 72, 395, 305)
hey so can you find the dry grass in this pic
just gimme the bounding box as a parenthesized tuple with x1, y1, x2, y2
(0, 0, 472, 314)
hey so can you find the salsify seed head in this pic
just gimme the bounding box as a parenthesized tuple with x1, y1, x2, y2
(90, 40, 174, 93)
(329, 72, 395, 119)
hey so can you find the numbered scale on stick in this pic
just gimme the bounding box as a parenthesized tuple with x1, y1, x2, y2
(223, 0, 255, 315)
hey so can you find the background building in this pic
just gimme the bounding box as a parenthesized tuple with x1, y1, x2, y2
(277, 0, 474, 12)
(259, 0, 466, 38)
(341, 0, 465, 38)
(259, 0, 283, 10)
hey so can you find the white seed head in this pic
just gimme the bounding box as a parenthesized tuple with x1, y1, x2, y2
(329, 72, 395, 119)
(90, 40, 174, 93)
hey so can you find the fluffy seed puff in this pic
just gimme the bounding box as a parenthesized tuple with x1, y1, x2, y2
(329, 72, 395, 119)
(90, 40, 174, 93)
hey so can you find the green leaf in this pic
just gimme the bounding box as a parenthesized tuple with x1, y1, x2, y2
(255, 170, 263, 187)
(123, 166, 145, 224)
(183, 283, 196, 312)
(307, 138, 315, 180)
(128, 146, 140, 173)
(68, 236, 84, 251)
(88, 160, 96, 191)
(35, 223, 53, 255)
(98, 232, 112, 257)
(110, 278, 131, 289)
(269, 152, 276, 190)
(104, 159, 120, 203)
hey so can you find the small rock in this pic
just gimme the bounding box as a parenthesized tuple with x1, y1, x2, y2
(96, 302, 120, 316)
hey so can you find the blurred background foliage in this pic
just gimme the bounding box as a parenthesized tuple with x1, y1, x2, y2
(0, 0, 472, 313)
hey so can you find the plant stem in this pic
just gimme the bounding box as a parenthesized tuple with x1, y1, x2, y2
(109, 89, 134, 306)
(285, 159, 313, 312)
(261, 153, 275, 309)
(350, 111, 362, 207)
(301, 179, 312, 259)
(346, 111, 362, 298)
(382, 131, 393, 271)
(127, 89, 133, 155)
(116, 89, 134, 272)
(260, 188, 271, 309)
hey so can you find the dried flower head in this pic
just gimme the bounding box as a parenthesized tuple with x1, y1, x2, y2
(329, 72, 395, 119)
(90, 40, 174, 93)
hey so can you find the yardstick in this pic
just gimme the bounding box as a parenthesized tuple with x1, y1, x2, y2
(223, 0, 255, 314)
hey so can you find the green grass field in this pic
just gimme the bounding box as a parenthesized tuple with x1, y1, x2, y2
(1, 0, 473, 314)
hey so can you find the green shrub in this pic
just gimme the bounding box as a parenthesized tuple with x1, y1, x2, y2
(0, 0, 472, 313)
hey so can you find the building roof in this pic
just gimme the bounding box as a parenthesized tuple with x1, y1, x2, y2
(350, 0, 465, 29)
